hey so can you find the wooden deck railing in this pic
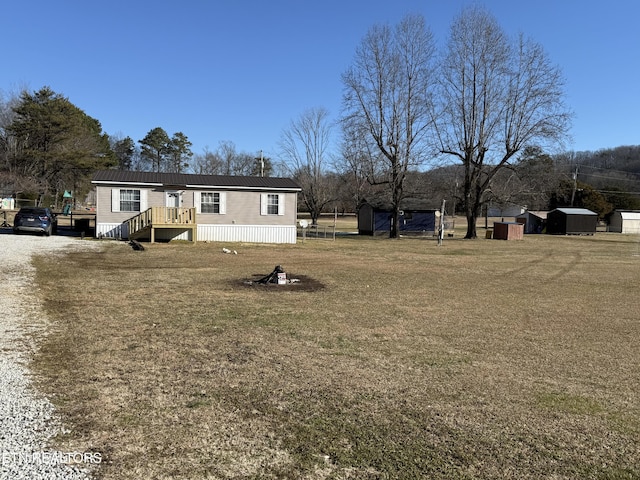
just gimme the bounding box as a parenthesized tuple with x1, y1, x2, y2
(126, 207, 197, 241)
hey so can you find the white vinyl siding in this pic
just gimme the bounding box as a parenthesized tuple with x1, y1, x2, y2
(194, 191, 226, 214)
(197, 224, 296, 244)
(112, 189, 147, 212)
(260, 193, 284, 216)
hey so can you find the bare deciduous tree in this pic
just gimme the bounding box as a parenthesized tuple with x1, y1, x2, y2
(192, 147, 223, 175)
(437, 6, 571, 238)
(512, 146, 560, 210)
(192, 141, 256, 176)
(341, 13, 437, 238)
(280, 107, 334, 225)
(335, 120, 381, 212)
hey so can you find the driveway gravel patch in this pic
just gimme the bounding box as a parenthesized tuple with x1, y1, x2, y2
(0, 232, 101, 480)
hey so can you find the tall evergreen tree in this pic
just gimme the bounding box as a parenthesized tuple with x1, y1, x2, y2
(7, 86, 115, 205)
(112, 136, 137, 170)
(139, 127, 171, 173)
(167, 132, 193, 173)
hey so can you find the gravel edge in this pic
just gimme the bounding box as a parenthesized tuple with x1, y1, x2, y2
(0, 233, 102, 480)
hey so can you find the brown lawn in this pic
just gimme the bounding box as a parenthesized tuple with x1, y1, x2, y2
(31, 226, 640, 479)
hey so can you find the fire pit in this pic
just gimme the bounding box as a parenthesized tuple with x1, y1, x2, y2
(239, 265, 324, 292)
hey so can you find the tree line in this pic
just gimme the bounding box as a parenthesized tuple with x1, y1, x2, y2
(1, 6, 638, 235)
(112, 134, 273, 177)
(278, 7, 638, 233)
(0, 87, 272, 207)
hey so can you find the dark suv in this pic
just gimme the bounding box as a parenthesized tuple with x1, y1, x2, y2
(13, 207, 58, 236)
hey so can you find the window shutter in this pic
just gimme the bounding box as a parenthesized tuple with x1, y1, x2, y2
(112, 189, 120, 212)
(260, 193, 268, 215)
(219, 192, 226, 215)
(278, 194, 285, 215)
(194, 191, 201, 214)
(140, 190, 148, 211)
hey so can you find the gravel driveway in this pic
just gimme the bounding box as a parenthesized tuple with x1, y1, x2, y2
(0, 232, 100, 480)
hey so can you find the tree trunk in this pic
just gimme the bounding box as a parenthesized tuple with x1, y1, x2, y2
(464, 188, 483, 239)
(465, 205, 477, 239)
(390, 208, 399, 238)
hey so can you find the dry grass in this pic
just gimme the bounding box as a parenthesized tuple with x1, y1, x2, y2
(31, 226, 640, 479)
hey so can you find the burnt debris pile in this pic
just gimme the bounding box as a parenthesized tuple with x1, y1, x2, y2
(234, 265, 324, 292)
(255, 265, 299, 285)
(243, 265, 302, 287)
(240, 265, 324, 291)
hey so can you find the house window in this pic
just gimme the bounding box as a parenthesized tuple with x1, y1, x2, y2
(267, 194, 279, 215)
(260, 193, 284, 216)
(120, 189, 141, 212)
(195, 191, 225, 214)
(201, 192, 220, 213)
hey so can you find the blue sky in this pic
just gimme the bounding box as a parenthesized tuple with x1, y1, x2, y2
(1, 1, 638, 163)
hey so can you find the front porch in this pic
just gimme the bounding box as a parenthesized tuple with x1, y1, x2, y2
(126, 207, 197, 243)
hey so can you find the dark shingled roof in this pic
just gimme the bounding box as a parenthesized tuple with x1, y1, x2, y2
(92, 170, 301, 190)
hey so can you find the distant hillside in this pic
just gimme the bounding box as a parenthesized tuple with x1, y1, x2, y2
(556, 145, 640, 192)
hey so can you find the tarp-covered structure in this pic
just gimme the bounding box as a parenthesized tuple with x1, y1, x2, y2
(358, 198, 438, 236)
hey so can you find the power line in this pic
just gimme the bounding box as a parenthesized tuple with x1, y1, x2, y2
(582, 173, 640, 182)
(595, 190, 640, 196)
(576, 164, 640, 177)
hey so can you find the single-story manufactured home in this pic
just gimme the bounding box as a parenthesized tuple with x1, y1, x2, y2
(91, 170, 301, 244)
(515, 211, 548, 234)
(546, 208, 597, 235)
(357, 198, 438, 236)
(608, 210, 640, 234)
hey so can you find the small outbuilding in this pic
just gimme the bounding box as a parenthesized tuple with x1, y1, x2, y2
(546, 208, 597, 235)
(515, 211, 548, 234)
(357, 198, 438, 236)
(608, 210, 640, 234)
(492, 221, 524, 240)
(487, 203, 526, 217)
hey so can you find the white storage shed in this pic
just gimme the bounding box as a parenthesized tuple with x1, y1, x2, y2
(609, 210, 640, 234)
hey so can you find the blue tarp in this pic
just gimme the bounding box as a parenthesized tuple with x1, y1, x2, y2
(374, 211, 436, 233)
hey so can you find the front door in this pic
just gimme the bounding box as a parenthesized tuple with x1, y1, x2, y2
(166, 191, 181, 208)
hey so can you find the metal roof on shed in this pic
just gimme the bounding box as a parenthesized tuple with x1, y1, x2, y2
(517, 210, 548, 220)
(553, 208, 597, 216)
(618, 211, 640, 220)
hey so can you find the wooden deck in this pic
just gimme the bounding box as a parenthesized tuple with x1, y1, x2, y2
(126, 207, 197, 243)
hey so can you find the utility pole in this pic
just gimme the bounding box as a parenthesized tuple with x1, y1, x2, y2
(437, 199, 446, 246)
(260, 150, 264, 177)
(453, 178, 458, 218)
(571, 164, 579, 206)
(255, 150, 265, 177)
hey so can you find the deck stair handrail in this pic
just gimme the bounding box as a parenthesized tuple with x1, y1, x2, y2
(126, 207, 196, 238)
